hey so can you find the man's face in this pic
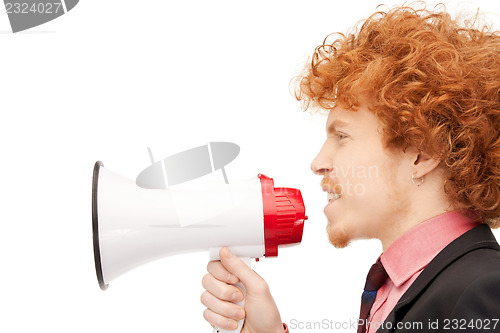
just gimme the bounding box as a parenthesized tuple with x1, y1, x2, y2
(311, 104, 413, 248)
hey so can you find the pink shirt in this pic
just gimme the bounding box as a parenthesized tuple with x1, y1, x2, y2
(366, 210, 481, 333)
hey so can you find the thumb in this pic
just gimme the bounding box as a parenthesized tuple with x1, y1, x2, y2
(219, 247, 262, 291)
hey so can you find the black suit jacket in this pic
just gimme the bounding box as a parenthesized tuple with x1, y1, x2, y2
(377, 224, 500, 333)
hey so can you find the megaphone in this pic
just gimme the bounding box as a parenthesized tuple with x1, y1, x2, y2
(92, 160, 307, 332)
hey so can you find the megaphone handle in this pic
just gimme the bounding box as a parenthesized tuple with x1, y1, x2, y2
(212, 257, 250, 333)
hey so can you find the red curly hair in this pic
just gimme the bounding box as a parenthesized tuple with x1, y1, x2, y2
(294, 4, 500, 227)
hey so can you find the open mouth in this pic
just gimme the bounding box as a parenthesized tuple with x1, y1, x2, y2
(327, 191, 341, 203)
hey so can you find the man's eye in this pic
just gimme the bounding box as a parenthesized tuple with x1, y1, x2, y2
(336, 133, 348, 140)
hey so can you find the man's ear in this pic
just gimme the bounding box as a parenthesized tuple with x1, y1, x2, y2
(412, 151, 442, 178)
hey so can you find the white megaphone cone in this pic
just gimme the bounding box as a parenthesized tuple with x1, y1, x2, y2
(92, 160, 307, 332)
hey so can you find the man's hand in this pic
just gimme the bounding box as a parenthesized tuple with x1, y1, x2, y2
(201, 247, 284, 333)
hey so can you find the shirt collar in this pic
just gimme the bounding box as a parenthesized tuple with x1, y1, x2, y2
(380, 210, 481, 287)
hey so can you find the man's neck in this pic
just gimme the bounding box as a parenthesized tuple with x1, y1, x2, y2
(379, 206, 455, 252)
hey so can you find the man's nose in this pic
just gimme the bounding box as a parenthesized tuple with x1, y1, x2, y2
(311, 153, 331, 176)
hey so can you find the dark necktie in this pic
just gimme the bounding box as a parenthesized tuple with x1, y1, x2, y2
(357, 259, 389, 333)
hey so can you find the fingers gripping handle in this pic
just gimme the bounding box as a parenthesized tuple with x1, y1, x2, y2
(212, 257, 251, 333)
(213, 280, 246, 333)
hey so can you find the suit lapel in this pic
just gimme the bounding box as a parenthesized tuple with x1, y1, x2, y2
(377, 224, 499, 333)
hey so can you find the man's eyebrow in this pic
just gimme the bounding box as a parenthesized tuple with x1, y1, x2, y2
(326, 119, 350, 133)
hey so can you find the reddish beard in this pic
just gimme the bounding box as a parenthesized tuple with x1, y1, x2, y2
(322, 177, 351, 248)
(326, 219, 352, 248)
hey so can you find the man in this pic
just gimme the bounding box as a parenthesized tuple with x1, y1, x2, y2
(201, 4, 500, 332)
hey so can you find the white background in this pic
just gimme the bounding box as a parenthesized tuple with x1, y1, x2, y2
(1, 1, 499, 332)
